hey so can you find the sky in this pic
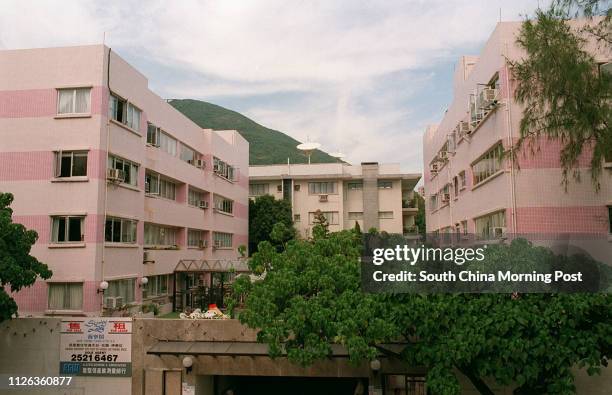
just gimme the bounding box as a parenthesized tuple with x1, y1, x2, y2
(0, 0, 545, 173)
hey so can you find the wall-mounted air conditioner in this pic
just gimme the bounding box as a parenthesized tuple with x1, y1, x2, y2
(319, 194, 328, 202)
(199, 200, 209, 209)
(106, 168, 125, 183)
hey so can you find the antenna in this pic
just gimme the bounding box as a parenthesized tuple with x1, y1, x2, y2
(296, 141, 321, 164)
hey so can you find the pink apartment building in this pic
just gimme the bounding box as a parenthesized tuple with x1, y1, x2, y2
(423, 22, 611, 246)
(0, 45, 249, 316)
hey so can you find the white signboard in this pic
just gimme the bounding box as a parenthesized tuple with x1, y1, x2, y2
(59, 317, 132, 377)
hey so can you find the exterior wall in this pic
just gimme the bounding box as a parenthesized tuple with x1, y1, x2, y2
(0, 45, 248, 316)
(423, 22, 612, 243)
(249, 163, 420, 237)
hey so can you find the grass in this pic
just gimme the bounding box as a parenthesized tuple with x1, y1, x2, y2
(169, 99, 338, 166)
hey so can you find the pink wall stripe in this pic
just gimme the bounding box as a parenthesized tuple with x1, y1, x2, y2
(0, 149, 107, 181)
(10, 280, 102, 314)
(13, 214, 106, 244)
(512, 206, 609, 234)
(0, 86, 107, 118)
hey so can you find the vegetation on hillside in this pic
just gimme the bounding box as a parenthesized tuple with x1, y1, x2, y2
(169, 99, 339, 165)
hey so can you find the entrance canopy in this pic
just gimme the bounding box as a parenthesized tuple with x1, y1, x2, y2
(174, 259, 250, 273)
(147, 341, 351, 357)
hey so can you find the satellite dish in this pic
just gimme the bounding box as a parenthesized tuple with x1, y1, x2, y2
(297, 142, 321, 164)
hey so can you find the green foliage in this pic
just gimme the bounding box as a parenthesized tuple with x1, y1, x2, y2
(510, 2, 612, 190)
(169, 99, 339, 165)
(248, 195, 295, 254)
(0, 193, 52, 322)
(237, 245, 247, 257)
(353, 221, 361, 234)
(310, 209, 329, 240)
(233, 229, 611, 395)
(413, 191, 426, 235)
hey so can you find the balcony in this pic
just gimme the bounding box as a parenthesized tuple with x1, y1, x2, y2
(402, 198, 419, 213)
(403, 225, 421, 239)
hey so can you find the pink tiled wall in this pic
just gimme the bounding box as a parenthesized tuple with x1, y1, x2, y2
(0, 86, 107, 118)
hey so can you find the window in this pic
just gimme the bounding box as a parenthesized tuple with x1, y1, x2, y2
(144, 223, 177, 248)
(377, 180, 393, 189)
(188, 188, 206, 207)
(453, 176, 459, 197)
(461, 220, 468, 235)
(347, 182, 363, 190)
(608, 206, 612, 233)
(474, 211, 506, 240)
(143, 274, 169, 298)
(180, 144, 196, 164)
(145, 171, 176, 200)
(309, 211, 339, 225)
(348, 212, 363, 220)
(213, 232, 233, 248)
(294, 214, 301, 222)
(459, 171, 466, 188)
(159, 131, 177, 156)
(472, 143, 504, 185)
(106, 278, 135, 304)
(384, 375, 426, 395)
(188, 229, 205, 248)
(213, 195, 234, 214)
(55, 150, 87, 178)
(109, 93, 141, 132)
(51, 216, 84, 243)
(249, 183, 269, 196)
(213, 157, 236, 181)
(48, 283, 83, 310)
(147, 123, 160, 146)
(105, 217, 137, 244)
(378, 211, 394, 219)
(430, 195, 437, 211)
(308, 182, 336, 194)
(57, 88, 90, 114)
(108, 155, 138, 186)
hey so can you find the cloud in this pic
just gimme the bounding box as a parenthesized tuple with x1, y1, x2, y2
(0, 0, 545, 173)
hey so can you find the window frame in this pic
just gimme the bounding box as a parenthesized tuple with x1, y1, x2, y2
(47, 282, 83, 311)
(377, 180, 393, 189)
(308, 211, 339, 225)
(105, 217, 137, 244)
(249, 183, 269, 197)
(378, 211, 394, 219)
(187, 229, 205, 248)
(105, 278, 136, 305)
(308, 182, 337, 195)
(57, 87, 91, 115)
(50, 215, 85, 243)
(144, 223, 178, 249)
(213, 194, 234, 215)
(471, 142, 505, 186)
(213, 232, 233, 249)
(109, 92, 142, 132)
(108, 155, 139, 187)
(55, 150, 88, 178)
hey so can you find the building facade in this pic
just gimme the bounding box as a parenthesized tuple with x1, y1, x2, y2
(249, 162, 421, 237)
(0, 45, 249, 316)
(423, 22, 612, 243)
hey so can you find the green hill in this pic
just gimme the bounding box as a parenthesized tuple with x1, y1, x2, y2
(169, 99, 338, 165)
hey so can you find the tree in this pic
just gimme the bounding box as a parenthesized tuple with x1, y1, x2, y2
(413, 192, 426, 236)
(248, 195, 295, 254)
(311, 209, 329, 239)
(0, 193, 52, 322)
(510, 0, 611, 190)
(232, 232, 611, 395)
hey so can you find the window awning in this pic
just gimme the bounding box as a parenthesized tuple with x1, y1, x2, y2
(174, 259, 250, 273)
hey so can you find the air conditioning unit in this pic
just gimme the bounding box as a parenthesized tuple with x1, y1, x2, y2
(490, 227, 507, 239)
(104, 296, 123, 309)
(143, 250, 151, 263)
(319, 194, 328, 202)
(431, 163, 439, 172)
(439, 151, 448, 160)
(144, 181, 150, 194)
(213, 164, 221, 172)
(458, 121, 471, 136)
(106, 168, 125, 183)
(479, 88, 498, 108)
(213, 240, 222, 249)
(294, 184, 301, 191)
(198, 200, 208, 209)
(195, 159, 205, 169)
(198, 239, 207, 249)
(442, 193, 450, 203)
